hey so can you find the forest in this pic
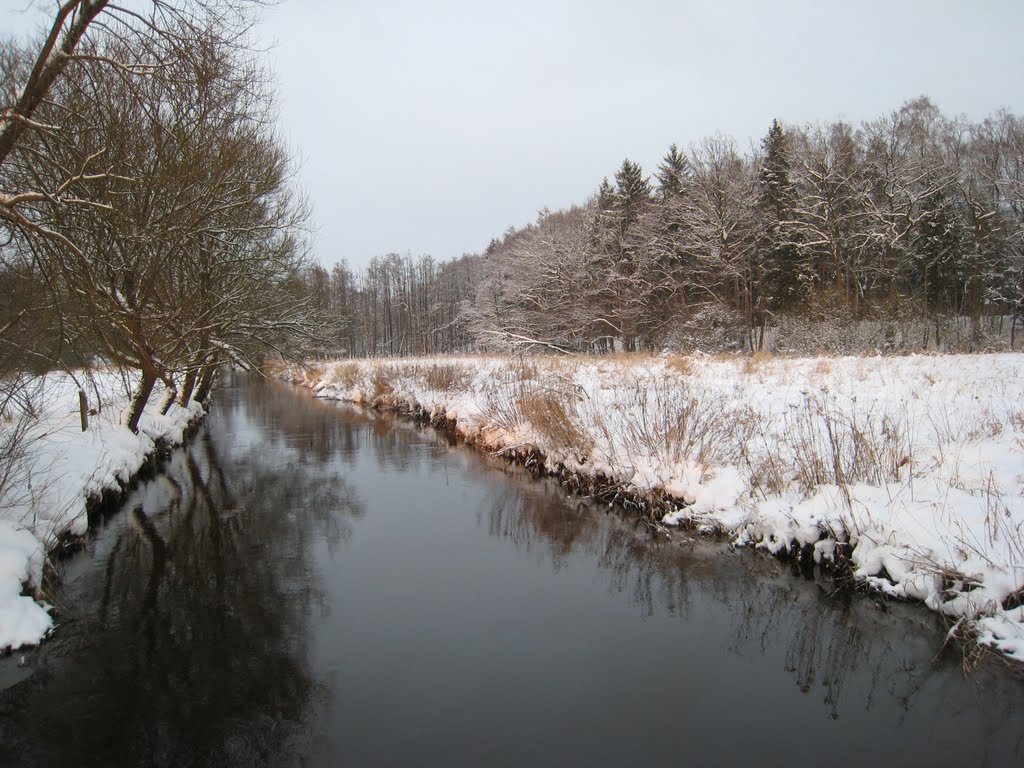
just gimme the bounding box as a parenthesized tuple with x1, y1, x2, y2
(301, 99, 1024, 357)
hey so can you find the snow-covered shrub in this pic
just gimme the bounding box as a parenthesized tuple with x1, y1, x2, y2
(421, 362, 472, 393)
(327, 362, 360, 389)
(783, 394, 911, 496)
(517, 388, 590, 459)
(662, 305, 745, 354)
(770, 314, 1018, 356)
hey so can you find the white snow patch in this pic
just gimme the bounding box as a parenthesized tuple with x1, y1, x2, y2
(0, 372, 202, 651)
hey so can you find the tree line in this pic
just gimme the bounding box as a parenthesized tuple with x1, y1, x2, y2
(297, 253, 474, 358)
(305, 97, 1023, 356)
(1, 1, 324, 430)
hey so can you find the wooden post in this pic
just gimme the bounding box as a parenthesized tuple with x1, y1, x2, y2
(79, 389, 88, 432)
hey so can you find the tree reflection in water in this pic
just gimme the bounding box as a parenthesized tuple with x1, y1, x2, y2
(0, 381, 363, 767)
(469, 454, 1023, 752)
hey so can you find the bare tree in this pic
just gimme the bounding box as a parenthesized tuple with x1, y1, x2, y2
(682, 135, 756, 344)
(6, 3, 312, 430)
(1, 1, 258, 256)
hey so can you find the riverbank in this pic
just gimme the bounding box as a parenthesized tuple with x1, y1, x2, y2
(0, 372, 204, 652)
(279, 353, 1024, 663)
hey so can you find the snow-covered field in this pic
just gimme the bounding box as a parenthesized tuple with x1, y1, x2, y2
(0, 372, 203, 652)
(283, 353, 1024, 662)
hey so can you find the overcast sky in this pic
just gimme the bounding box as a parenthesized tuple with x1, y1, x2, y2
(6, 0, 1024, 268)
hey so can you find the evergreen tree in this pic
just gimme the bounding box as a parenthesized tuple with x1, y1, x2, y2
(601, 159, 654, 350)
(613, 158, 652, 226)
(651, 143, 695, 309)
(911, 181, 965, 315)
(655, 143, 691, 198)
(596, 176, 615, 208)
(608, 159, 652, 268)
(755, 119, 800, 310)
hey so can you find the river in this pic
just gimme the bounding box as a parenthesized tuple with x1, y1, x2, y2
(1, 373, 1021, 767)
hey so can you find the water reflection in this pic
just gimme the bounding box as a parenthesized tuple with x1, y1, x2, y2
(467, 457, 1023, 759)
(0, 384, 364, 767)
(1, 376, 1021, 767)
(306, 391, 1024, 763)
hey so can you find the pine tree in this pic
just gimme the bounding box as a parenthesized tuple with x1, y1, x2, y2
(911, 181, 964, 316)
(655, 143, 691, 199)
(613, 158, 652, 227)
(594, 159, 653, 351)
(755, 119, 800, 311)
(651, 144, 695, 310)
(596, 176, 616, 213)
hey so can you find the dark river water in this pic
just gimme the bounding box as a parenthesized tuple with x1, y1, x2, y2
(1, 374, 1022, 767)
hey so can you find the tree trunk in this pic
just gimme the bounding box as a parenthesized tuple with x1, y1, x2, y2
(126, 368, 157, 434)
(195, 365, 218, 404)
(179, 368, 198, 406)
(159, 384, 177, 415)
(79, 389, 89, 432)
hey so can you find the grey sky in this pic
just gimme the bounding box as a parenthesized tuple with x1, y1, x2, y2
(6, 0, 1024, 268)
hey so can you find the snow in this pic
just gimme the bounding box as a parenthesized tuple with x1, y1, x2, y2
(0, 520, 50, 651)
(284, 352, 1024, 662)
(0, 371, 203, 652)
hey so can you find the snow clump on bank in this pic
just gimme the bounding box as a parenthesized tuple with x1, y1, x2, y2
(0, 372, 203, 652)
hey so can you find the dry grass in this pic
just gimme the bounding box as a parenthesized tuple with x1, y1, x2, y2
(303, 363, 326, 383)
(422, 362, 472, 392)
(478, 365, 591, 458)
(576, 373, 748, 481)
(928, 406, 1013, 455)
(928, 404, 974, 446)
(261, 358, 287, 378)
(619, 376, 737, 466)
(517, 389, 590, 457)
(946, 470, 1024, 576)
(742, 393, 914, 502)
(294, 357, 988, 523)
(787, 396, 911, 497)
(741, 350, 772, 375)
(479, 370, 526, 434)
(370, 365, 395, 401)
(970, 413, 1004, 440)
(585, 351, 654, 364)
(328, 362, 361, 389)
(1009, 410, 1024, 432)
(664, 356, 694, 376)
(512, 359, 541, 381)
(741, 411, 789, 498)
(546, 356, 581, 377)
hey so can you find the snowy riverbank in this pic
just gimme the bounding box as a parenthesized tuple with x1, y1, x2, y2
(0, 372, 203, 652)
(282, 353, 1024, 662)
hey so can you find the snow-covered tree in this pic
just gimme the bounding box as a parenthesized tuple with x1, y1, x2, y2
(754, 119, 801, 316)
